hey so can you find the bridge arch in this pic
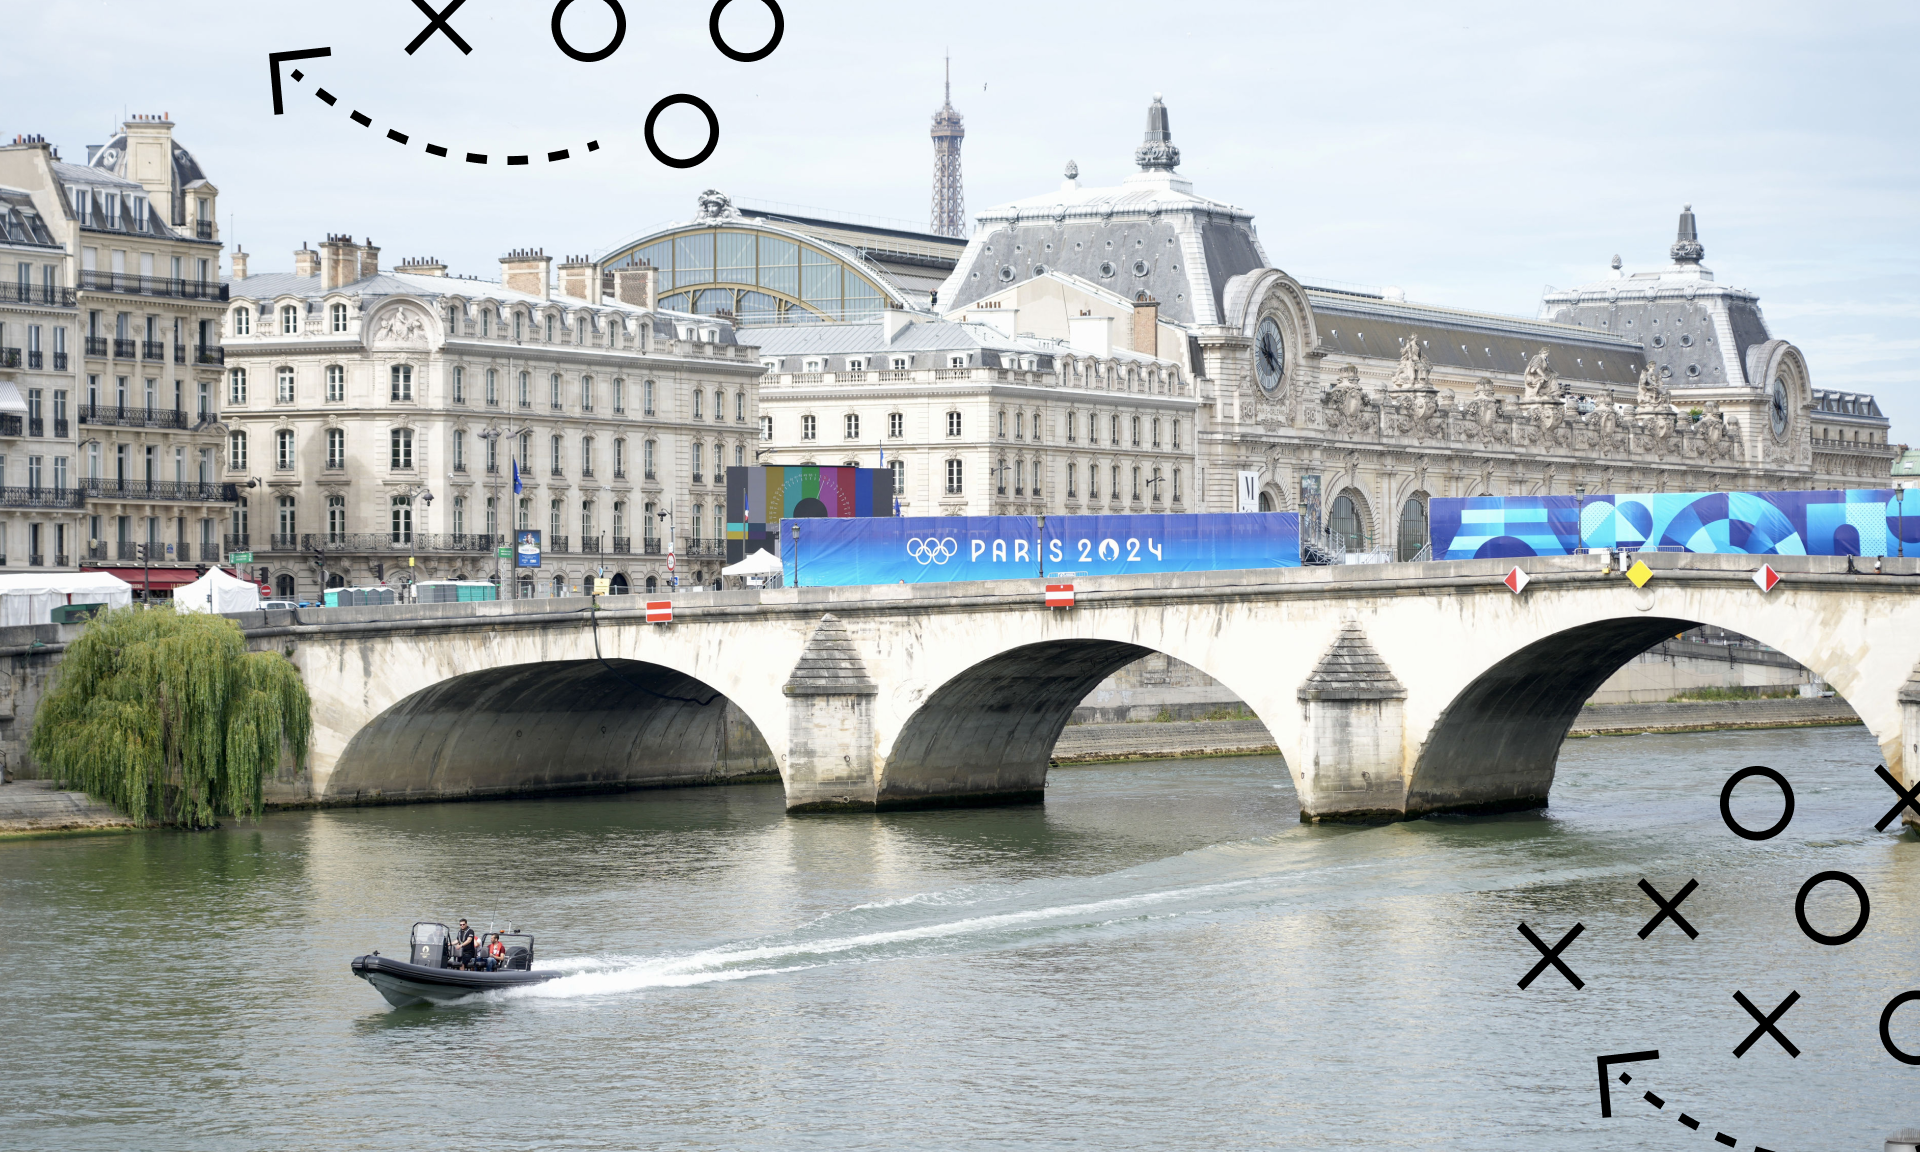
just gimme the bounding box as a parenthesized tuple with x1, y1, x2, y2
(876, 639, 1276, 810)
(1406, 612, 1886, 818)
(325, 657, 778, 803)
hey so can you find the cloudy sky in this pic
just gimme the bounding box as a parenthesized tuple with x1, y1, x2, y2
(8, 0, 1917, 435)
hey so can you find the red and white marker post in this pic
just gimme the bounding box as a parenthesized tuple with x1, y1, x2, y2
(1045, 583, 1075, 609)
(1752, 564, 1780, 593)
(646, 600, 673, 624)
(1503, 566, 1530, 594)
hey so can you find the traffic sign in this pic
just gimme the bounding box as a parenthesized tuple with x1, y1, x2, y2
(1753, 564, 1781, 593)
(1045, 582, 1075, 608)
(228, 551, 253, 564)
(593, 577, 611, 596)
(497, 546, 512, 558)
(1503, 566, 1530, 594)
(1625, 559, 1654, 588)
(646, 600, 673, 624)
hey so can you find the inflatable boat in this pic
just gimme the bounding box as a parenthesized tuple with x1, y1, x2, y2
(350, 921, 563, 1006)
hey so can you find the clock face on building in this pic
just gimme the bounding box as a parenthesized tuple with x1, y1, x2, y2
(1255, 317, 1286, 394)
(1769, 375, 1790, 436)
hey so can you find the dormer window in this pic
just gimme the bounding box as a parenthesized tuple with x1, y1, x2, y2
(280, 305, 298, 335)
(846, 357, 865, 371)
(330, 302, 348, 333)
(803, 359, 823, 373)
(103, 193, 118, 229)
(950, 355, 967, 369)
(545, 315, 555, 342)
(232, 308, 251, 336)
(891, 356, 910, 371)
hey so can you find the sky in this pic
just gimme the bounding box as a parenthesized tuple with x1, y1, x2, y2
(6, 0, 1917, 437)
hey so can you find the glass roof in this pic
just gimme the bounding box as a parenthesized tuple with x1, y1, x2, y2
(603, 225, 895, 325)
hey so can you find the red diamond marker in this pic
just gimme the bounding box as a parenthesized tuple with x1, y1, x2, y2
(1752, 564, 1780, 593)
(1504, 566, 1530, 594)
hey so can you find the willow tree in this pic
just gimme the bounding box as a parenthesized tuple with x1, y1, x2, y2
(30, 608, 312, 828)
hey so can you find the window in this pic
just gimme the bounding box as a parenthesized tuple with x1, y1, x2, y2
(691, 442, 703, 480)
(517, 371, 530, 407)
(485, 435, 498, 473)
(643, 379, 655, 415)
(330, 302, 347, 333)
(1016, 412, 1025, 440)
(735, 391, 745, 422)
(892, 356, 910, 370)
(713, 390, 724, 421)
(277, 366, 294, 403)
(581, 500, 594, 541)
(999, 411, 1007, 438)
(1151, 418, 1161, 448)
(613, 501, 625, 541)
(326, 365, 344, 402)
(889, 459, 904, 491)
(950, 355, 967, 369)
(452, 366, 466, 404)
(232, 308, 250, 336)
(580, 437, 593, 476)
(845, 413, 860, 439)
(1066, 411, 1077, 442)
(613, 378, 625, 413)
(1131, 416, 1141, 447)
(1089, 463, 1100, 499)
(549, 500, 563, 540)
(390, 364, 413, 401)
(485, 496, 498, 537)
(998, 457, 1008, 495)
(517, 498, 530, 531)
(801, 415, 817, 441)
(326, 428, 345, 469)
(1067, 462, 1077, 497)
(693, 390, 703, 419)
(690, 504, 704, 542)
(277, 495, 296, 537)
(1110, 464, 1120, 499)
(390, 495, 414, 544)
(486, 369, 498, 406)
(452, 496, 466, 537)
(228, 430, 247, 469)
(228, 367, 247, 404)
(1171, 419, 1180, 450)
(760, 415, 773, 441)
(1109, 414, 1119, 445)
(275, 429, 294, 470)
(644, 439, 655, 476)
(1172, 468, 1182, 503)
(453, 429, 467, 471)
(1015, 459, 1025, 494)
(1131, 465, 1141, 500)
(545, 315, 555, 342)
(614, 438, 625, 477)
(550, 373, 563, 410)
(518, 432, 531, 469)
(391, 427, 413, 469)
(481, 310, 491, 337)
(550, 435, 564, 475)
(945, 459, 963, 495)
(1397, 495, 1429, 561)
(326, 495, 345, 544)
(280, 305, 298, 335)
(1328, 494, 1361, 546)
(513, 312, 523, 341)
(581, 376, 594, 411)
(947, 411, 962, 437)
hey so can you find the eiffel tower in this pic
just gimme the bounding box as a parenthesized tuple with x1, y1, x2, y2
(929, 55, 966, 238)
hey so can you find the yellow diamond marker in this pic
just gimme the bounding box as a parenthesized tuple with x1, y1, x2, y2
(1625, 559, 1654, 588)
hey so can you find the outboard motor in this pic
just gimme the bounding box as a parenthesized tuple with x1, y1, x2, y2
(410, 922, 451, 968)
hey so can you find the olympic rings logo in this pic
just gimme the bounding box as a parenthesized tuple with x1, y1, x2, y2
(905, 537, 959, 566)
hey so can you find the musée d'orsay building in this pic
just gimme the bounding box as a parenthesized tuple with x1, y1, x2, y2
(601, 96, 1896, 562)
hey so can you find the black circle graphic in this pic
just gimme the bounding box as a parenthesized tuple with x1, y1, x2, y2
(644, 95, 719, 169)
(1719, 766, 1794, 841)
(552, 0, 627, 62)
(1882, 991, 1920, 1065)
(710, 0, 784, 62)
(1794, 870, 1870, 946)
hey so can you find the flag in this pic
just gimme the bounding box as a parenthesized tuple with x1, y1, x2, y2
(512, 458, 522, 495)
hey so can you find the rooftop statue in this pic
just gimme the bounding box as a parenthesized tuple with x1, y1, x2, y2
(1521, 348, 1562, 401)
(1636, 361, 1670, 409)
(1387, 334, 1433, 390)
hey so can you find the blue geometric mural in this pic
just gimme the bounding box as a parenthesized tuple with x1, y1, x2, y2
(1430, 489, 1920, 559)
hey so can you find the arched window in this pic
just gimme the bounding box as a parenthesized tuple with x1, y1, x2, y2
(1328, 494, 1361, 547)
(280, 305, 298, 334)
(330, 302, 348, 333)
(1258, 491, 1273, 512)
(390, 495, 413, 545)
(646, 574, 658, 593)
(552, 574, 566, 597)
(1398, 493, 1430, 561)
(275, 574, 296, 599)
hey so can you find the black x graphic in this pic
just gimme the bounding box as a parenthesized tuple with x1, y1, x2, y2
(1874, 765, 1920, 832)
(1516, 922, 1585, 990)
(1732, 989, 1801, 1058)
(406, 0, 473, 55)
(1637, 878, 1700, 939)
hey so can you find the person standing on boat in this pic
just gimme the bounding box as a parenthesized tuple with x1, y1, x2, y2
(452, 919, 477, 969)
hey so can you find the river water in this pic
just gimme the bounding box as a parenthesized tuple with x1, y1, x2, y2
(2, 726, 1915, 1150)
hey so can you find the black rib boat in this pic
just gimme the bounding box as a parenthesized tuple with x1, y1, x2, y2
(350, 921, 563, 1006)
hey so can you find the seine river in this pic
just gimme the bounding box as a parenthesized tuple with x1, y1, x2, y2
(2, 726, 1915, 1150)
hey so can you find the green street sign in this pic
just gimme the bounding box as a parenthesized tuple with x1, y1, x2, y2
(497, 547, 512, 558)
(228, 551, 253, 564)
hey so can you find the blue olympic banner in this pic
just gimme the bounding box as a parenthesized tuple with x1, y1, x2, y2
(1431, 489, 1920, 559)
(780, 513, 1301, 586)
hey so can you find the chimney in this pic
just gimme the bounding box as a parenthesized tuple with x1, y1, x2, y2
(1069, 314, 1113, 358)
(500, 248, 551, 300)
(881, 308, 914, 344)
(556, 255, 596, 301)
(293, 242, 319, 279)
(119, 114, 177, 205)
(320, 233, 362, 290)
(612, 266, 656, 310)
(1131, 293, 1159, 357)
(397, 256, 447, 277)
(231, 246, 249, 281)
(358, 237, 380, 281)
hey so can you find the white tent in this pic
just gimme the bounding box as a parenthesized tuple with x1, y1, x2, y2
(721, 548, 784, 578)
(174, 566, 262, 615)
(0, 571, 133, 627)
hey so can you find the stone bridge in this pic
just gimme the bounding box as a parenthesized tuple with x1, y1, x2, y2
(261, 553, 1920, 823)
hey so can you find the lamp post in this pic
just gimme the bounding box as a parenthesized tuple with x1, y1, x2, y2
(659, 504, 676, 589)
(790, 521, 800, 588)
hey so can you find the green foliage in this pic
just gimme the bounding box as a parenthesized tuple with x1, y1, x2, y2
(1668, 684, 1805, 703)
(30, 608, 311, 828)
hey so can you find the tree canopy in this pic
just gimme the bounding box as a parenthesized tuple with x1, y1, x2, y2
(30, 608, 311, 828)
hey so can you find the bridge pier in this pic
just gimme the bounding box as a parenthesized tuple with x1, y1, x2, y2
(1295, 623, 1409, 822)
(1902, 671, 1920, 831)
(783, 615, 880, 812)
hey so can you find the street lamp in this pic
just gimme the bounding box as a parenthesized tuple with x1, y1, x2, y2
(658, 504, 676, 588)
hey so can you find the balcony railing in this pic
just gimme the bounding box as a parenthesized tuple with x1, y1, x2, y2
(113, 338, 136, 358)
(0, 348, 17, 368)
(0, 415, 17, 436)
(548, 536, 569, 553)
(269, 533, 301, 551)
(223, 534, 249, 552)
(78, 271, 229, 302)
(681, 540, 725, 558)
(613, 468, 625, 480)
(642, 538, 662, 555)
(0, 486, 84, 509)
(81, 479, 239, 503)
(579, 467, 593, 479)
(27, 418, 42, 436)
(612, 536, 632, 554)
(580, 537, 603, 554)
(53, 353, 67, 371)
(26, 350, 42, 369)
(264, 532, 508, 554)
(85, 337, 108, 358)
(80, 404, 190, 430)
(54, 552, 69, 566)
(173, 343, 186, 364)
(0, 283, 76, 307)
(28, 554, 43, 567)
(195, 345, 224, 366)
(195, 220, 214, 240)
(141, 340, 166, 360)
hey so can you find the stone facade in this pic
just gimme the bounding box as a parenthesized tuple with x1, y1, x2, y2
(221, 242, 766, 598)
